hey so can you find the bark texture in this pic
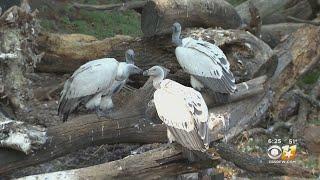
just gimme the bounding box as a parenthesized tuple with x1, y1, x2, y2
(141, 0, 242, 36)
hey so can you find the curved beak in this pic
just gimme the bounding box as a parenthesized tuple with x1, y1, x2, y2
(143, 70, 149, 76)
(135, 67, 143, 75)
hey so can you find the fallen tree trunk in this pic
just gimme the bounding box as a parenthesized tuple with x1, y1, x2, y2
(73, 1, 147, 13)
(0, 76, 269, 174)
(17, 145, 218, 180)
(261, 23, 306, 48)
(36, 28, 275, 85)
(0, 113, 47, 155)
(271, 25, 320, 109)
(35, 33, 134, 74)
(141, 0, 242, 36)
(236, 0, 313, 25)
(18, 141, 318, 179)
(212, 142, 316, 178)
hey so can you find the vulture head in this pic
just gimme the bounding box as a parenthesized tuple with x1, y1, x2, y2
(143, 66, 165, 89)
(125, 49, 135, 64)
(116, 63, 142, 81)
(172, 22, 182, 46)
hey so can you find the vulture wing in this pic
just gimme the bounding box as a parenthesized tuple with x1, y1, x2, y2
(154, 79, 209, 152)
(175, 37, 236, 93)
(58, 58, 119, 121)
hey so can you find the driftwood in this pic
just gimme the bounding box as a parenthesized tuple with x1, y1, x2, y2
(17, 145, 219, 180)
(0, 76, 267, 173)
(35, 33, 134, 73)
(0, 5, 40, 111)
(261, 23, 305, 48)
(36, 28, 275, 85)
(272, 25, 320, 109)
(0, 113, 47, 155)
(141, 0, 242, 37)
(211, 142, 316, 178)
(73, 1, 147, 13)
(18, 140, 318, 179)
(236, 0, 313, 25)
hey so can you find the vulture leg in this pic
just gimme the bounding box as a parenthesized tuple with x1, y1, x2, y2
(100, 96, 114, 111)
(167, 129, 175, 143)
(190, 75, 204, 91)
(85, 93, 102, 110)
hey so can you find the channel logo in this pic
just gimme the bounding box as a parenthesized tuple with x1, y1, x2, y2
(267, 145, 297, 161)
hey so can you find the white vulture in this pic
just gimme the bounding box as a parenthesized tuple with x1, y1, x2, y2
(143, 66, 210, 161)
(58, 49, 142, 121)
(172, 22, 236, 102)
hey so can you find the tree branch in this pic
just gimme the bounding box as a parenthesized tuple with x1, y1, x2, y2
(16, 145, 219, 179)
(287, 16, 320, 26)
(293, 89, 320, 108)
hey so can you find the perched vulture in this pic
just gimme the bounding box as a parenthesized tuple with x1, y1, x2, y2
(58, 49, 142, 121)
(172, 22, 236, 102)
(143, 66, 210, 161)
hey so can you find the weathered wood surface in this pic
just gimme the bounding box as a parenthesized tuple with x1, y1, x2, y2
(36, 28, 275, 85)
(261, 23, 306, 48)
(0, 113, 47, 155)
(35, 33, 134, 73)
(0, 76, 269, 174)
(271, 25, 320, 109)
(236, 0, 313, 25)
(212, 142, 316, 178)
(17, 145, 218, 180)
(19, 141, 318, 179)
(0, 5, 40, 111)
(141, 0, 242, 36)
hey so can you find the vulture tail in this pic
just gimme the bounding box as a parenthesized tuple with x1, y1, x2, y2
(203, 89, 229, 104)
(182, 147, 211, 162)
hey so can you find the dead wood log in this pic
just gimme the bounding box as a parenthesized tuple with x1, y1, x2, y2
(0, 5, 40, 111)
(17, 145, 218, 180)
(211, 142, 316, 178)
(72, 1, 147, 13)
(36, 28, 275, 85)
(35, 33, 134, 73)
(293, 89, 320, 108)
(0, 78, 315, 178)
(18, 141, 319, 179)
(286, 16, 320, 26)
(0, 76, 269, 174)
(141, 0, 242, 37)
(247, 1, 262, 38)
(271, 25, 320, 110)
(261, 23, 306, 48)
(292, 99, 310, 139)
(236, 0, 313, 25)
(0, 112, 47, 155)
(243, 116, 296, 137)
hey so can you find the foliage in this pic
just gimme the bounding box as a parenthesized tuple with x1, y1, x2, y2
(39, 0, 141, 39)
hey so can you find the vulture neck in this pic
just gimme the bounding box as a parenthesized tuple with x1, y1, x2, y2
(125, 55, 134, 65)
(116, 62, 129, 81)
(172, 32, 182, 46)
(153, 74, 164, 89)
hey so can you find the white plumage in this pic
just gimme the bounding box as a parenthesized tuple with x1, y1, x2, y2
(58, 50, 141, 121)
(172, 23, 236, 95)
(143, 66, 209, 157)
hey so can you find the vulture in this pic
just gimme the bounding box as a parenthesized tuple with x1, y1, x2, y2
(143, 66, 210, 161)
(58, 49, 142, 121)
(172, 22, 236, 102)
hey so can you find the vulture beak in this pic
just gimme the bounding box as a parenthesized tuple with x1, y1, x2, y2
(135, 67, 143, 75)
(143, 70, 149, 76)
